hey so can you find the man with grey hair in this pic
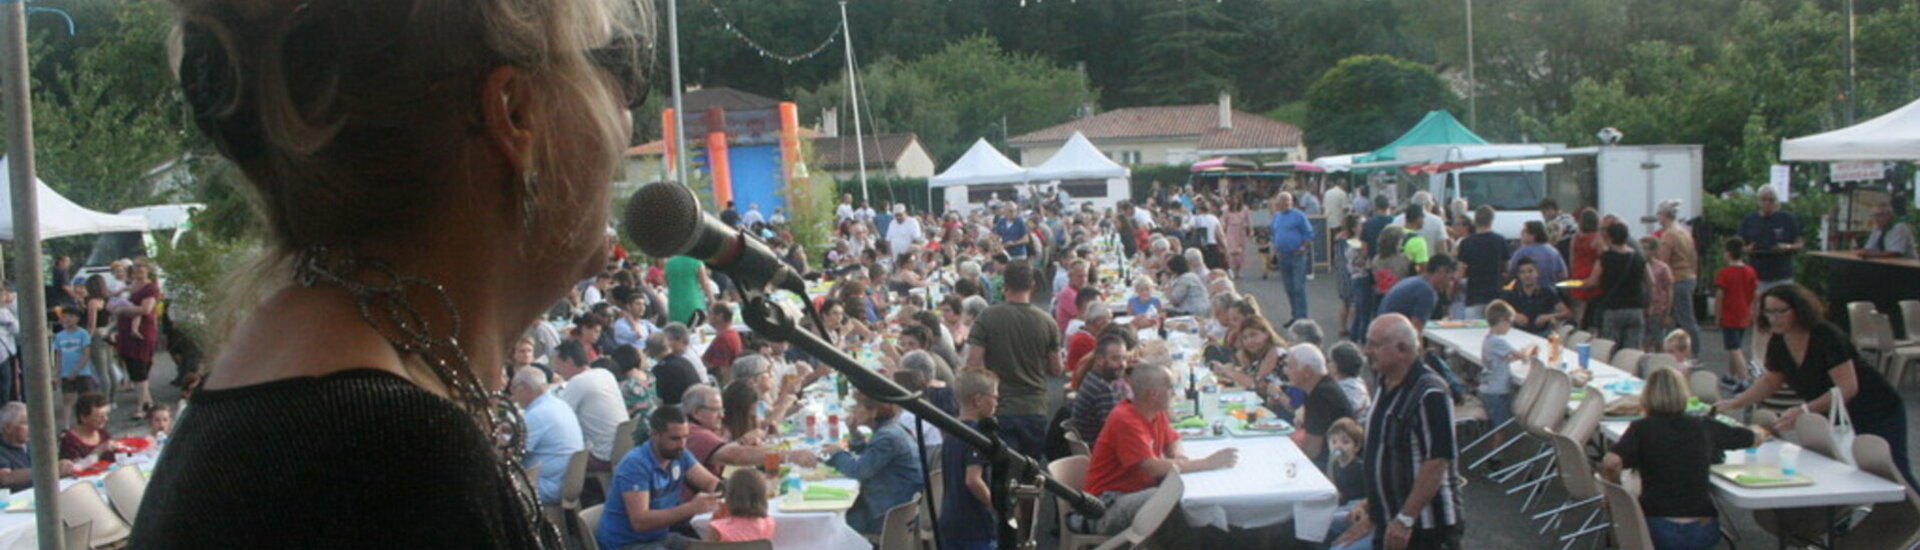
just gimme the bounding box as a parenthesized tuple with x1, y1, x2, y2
(652, 323, 702, 408)
(1861, 203, 1915, 259)
(1289, 319, 1326, 347)
(1738, 185, 1801, 292)
(1284, 344, 1353, 465)
(0, 402, 38, 490)
(1271, 191, 1314, 322)
(1353, 315, 1463, 549)
(1079, 363, 1238, 536)
(509, 367, 583, 504)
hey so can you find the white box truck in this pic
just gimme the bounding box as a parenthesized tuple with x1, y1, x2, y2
(1395, 144, 1704, 238)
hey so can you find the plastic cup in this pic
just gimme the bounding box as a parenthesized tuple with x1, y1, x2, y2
(1576, 343, 1592, 369)
(1780, 444, 1802, 476)
(763, 451, 782, 473)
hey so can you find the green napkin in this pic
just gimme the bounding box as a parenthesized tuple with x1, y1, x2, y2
(1173, 416, 1208, 429)
(803, 485, 855, 501)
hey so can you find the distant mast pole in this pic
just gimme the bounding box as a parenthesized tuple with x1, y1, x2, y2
(839, 1, 870, 203)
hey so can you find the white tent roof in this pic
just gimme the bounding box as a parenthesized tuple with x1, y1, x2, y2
(0, 158, 149, 242)
(1313, 154, 1359, 173)
(1781, 97, 1920, 161)
(1027, 132, 1129, 181)
(929, 138, 1027, 188)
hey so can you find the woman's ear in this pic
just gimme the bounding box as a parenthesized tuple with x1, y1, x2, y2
(480, 66, 536, 175)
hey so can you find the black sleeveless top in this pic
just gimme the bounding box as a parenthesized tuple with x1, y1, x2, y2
(131, 369, 545, 549)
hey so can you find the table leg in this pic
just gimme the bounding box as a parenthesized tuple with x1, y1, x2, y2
(1777, 512, 1787, 550)
(1825, 506, 1835, 550)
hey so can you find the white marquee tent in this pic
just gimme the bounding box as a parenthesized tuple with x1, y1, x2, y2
(1026, 132, 1131, 210)
(930, 138, 1027, 213)
(0, 158, 148, 242)
(1781, 96, 1920, 161)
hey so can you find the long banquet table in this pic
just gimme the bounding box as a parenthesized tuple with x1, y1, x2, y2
(1423, 325, 1908, 548)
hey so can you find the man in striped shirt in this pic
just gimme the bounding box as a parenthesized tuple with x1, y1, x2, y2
(1354, 314, 1464, 549)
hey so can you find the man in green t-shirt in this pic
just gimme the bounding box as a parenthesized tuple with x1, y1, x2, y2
(964, 260, 1061, 460)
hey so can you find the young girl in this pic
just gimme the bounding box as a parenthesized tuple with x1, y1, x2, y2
(708, 468, 776, 542)
(1662, 329, 1696, 373)
(1326, 418, 1373, 550)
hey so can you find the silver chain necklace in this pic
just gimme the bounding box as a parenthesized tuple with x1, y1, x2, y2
(296, 246, 562, 548)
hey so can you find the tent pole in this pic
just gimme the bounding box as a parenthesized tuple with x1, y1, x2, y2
(0, 2, 63, 548)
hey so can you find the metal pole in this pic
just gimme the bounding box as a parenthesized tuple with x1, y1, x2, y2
(1844, 0, 1856, 125)
(1464, 0, 1476, 130)
(839, 1, 869, 203)
(0, 3, 62, 548)
(666, 0, 692, 192)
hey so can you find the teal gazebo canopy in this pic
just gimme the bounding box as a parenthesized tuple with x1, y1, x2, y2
(1354, 110, 1487, 164)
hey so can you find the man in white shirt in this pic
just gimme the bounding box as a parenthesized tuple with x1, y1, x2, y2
(885, 204, 922, 257)
(1324, 182, 1350, 224)
(770, 207, 788, 225)
(552, 340, 630, 470)
(1405, 191, 1450, 256)
(835, 193, 856, 222)
(741, 203, 765, 227)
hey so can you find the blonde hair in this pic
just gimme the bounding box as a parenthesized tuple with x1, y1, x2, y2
(173, 0, 653, 354)
(1662, 329, 1692, 356)
(1642, 367, 1691, 416)
(1484, 299, 1515, 325)
(955, 367, 998, 403)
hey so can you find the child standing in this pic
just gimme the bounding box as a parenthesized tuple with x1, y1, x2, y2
(1479, 301, 1533, 451)
(52, 308, 92, 427)
(940, 368, 1000, 550)
(1326, 418, 1373, 550)
(707, 468, 775, 542)
(1713, 237, 1760, 393)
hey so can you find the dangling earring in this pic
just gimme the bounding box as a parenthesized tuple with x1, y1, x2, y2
(520, 169, 540, 229)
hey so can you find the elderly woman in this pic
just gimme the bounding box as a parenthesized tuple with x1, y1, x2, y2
(824, 390, 925, 535)
(1716, 284, 1914, 487)
(135, 0, 653, 544)
(729, 354, 796, 433)
(1165, 255, 1209, 317)
(1605, 367, 1767, 550)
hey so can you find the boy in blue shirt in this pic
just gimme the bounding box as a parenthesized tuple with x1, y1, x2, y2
(52, 308, 92, 426)
(941, 368, 1000, 550)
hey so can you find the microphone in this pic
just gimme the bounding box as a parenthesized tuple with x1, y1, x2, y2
(623, 182, 805, 296)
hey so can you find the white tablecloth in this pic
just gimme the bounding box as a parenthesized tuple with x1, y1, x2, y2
(1178, 436, 1339, 541)
(691, 478, 869, 550)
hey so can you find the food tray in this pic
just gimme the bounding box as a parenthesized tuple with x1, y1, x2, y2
(1711, 464, 1814, 488)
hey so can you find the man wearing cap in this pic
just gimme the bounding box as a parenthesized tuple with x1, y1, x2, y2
(886, 204, 922, 258)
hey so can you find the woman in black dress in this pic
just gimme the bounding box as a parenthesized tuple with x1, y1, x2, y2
(135, 0, 654, 547)
(1717, 284, 1915, 488)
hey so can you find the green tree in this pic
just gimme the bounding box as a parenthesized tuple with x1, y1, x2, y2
(1116, 0, 1242, 106)
(793, 35, 1095, 163)
(1302, 55, 1457, 155)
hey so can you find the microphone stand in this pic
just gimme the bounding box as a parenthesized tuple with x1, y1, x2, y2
(732, 287, 1106, 546)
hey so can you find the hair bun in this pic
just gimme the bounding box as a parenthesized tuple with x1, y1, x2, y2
(178, 19, 264, 161)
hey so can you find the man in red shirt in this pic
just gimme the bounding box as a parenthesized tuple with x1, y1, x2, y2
(1065, 302, 1112, 388)
(700, 303, 742, 381)
(1081, 363, 1238, 535)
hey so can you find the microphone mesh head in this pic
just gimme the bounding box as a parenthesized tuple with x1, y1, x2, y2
(623, 182, 701, 258)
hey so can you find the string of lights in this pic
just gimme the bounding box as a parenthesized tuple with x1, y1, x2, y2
(701, 0, 841, 64)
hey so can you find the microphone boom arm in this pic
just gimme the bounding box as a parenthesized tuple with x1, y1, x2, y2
(732, 286, 1108, 521)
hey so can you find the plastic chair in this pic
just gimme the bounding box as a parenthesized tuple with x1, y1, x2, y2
(1609, 349, 1644, 376)
(543, 450, 590, 536)
(1093, 471, 1185, 550)
(1867, 312, 1920, 385)
(1535, 433, 1609, 548)
(572, 503, 602, 550)
(1586, 339, 1616, 365)
(1840, 435, 1920, 548)
(1567, 331, 1593, 345)
(688, 541, 773, 550)
(1641, 353, 1679, 377)
(1599, 480, 1655, 550)
(1496, 368, 1571, 511)
(1794, 413, 1835, 459)
(1557, 387, 1606, 445)
(876, 492, 923, 550)
(579, 504, 604, 550)
(1064, 427, 1091, 457)
(62, 519, 90, 550)
(56, 482, 130, 549)
(1849, 301, 1881, 355)
(102, 466, 147, 525)
(1755, 414, 1840, 543)
(1049, 456, 1113, 550)
(1901, 300, 1920, 342)
(595, 417, 642, 496)
(1467, 357, 1548, 468)
(1688, 370, 1721, 405)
